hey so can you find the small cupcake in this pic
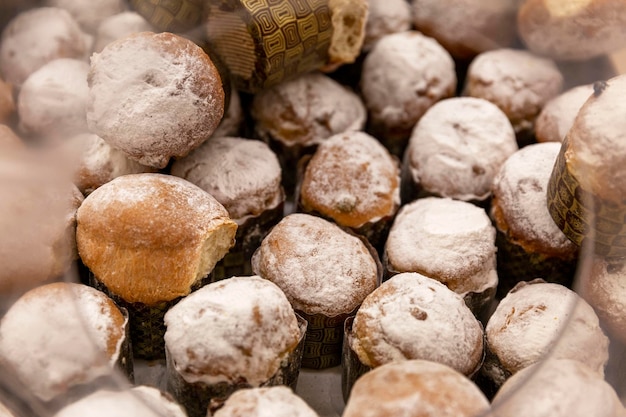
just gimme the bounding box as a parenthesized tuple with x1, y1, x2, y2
(92, 11, 154, 53)
(342, 360, 490, 417)
(361, 0, 411, 52)
(383, 197, 498, 314)
(164, 276, 305, 417)
(171, 136, 284, 280)
(76, 173, 237, 359)
(298, 131, 400, 251)
(402, 97, 518, 205)
(213, 384, 319, 417)
(252, 213, 381, 369)
(0, 282, 130, 409)
(42, 0, 128, 35)
(535, 84, 593, 143)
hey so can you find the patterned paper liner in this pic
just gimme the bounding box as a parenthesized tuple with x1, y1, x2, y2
(166, 314, 308, 417)
(129, 0, 205, 33)
(547, 138, 626, 258)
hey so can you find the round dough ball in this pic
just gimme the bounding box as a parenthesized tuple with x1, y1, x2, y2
(42, 0, 127, 34)
(92, 11, 154, 53)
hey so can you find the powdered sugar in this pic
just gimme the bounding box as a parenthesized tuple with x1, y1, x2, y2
(214, 386, 320, 417)
(92, 11, 154, 53)
(535, 84, 593, 143)
(43, 0, 128, 34)
(362, 0, 411, 51)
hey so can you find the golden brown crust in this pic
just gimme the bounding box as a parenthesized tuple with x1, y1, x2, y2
(325, 0, 368, 68)
(76, 173, 237, 305)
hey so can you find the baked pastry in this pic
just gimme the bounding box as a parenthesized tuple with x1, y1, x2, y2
(383, 197, 498, 314)
(361, 0, 411, 52)
(481, 280, 609, 391)
(491, 359, 626, 417)
(491, 142, 579, 297)
(92, 11, 154, 53)
(412, 0, 519, 60)
(402, 96, 518, 204)
(360, 31, 457, 156)
(209, 87, 243, 140)
(252, 213, 380, 369)
(76, 173, 237, 358)
(164, 276, 304, 417)
(0, 7, 92, 86)
(342, 360, 490, 417)
(518, 0, 626, 61)
(86, 31, 225, 169)
(171, 136, 284, 279)
(535, 83, 593, 143)
(42, 0, 128, 34)
(0, 282, 130, 407)
(0, 76, 14, 124)
(17, 58, 90, 140)
(213, 386, 319, 417)
(298, 130, 400, 250)
(463, 48, 563, 142)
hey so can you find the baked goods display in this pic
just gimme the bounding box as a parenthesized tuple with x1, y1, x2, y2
(1, 1, 626, 416)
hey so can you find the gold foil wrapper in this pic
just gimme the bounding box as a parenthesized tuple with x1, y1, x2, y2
(130, 0, 205, 33)
(547, 138, 626, 258)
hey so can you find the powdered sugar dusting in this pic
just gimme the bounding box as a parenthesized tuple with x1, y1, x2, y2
(214, 386, 320, 417)
(362, 0, 411, 51)
(535, 84, 593, 143)
(92, 11, 154, 53)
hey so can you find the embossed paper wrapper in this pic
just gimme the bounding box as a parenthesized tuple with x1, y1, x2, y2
(547, 137, 626, 259)
(129, 0, 206, 33)
(165, 315, 307, 417)
(211, 200, 285, 281)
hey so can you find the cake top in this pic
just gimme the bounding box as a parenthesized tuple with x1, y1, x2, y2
(171, 136, 283, 222)
(299, 131, 400, 228)
(164, 276, 301, 386)
(492, 142, 577, 257)
(406, 97, 518, 201)
(43, 0, 128, 35)
(350, 272, 484, 375)
(0, 282, 126, 402)
(384, 197, 497, 295)
(251, 213, 379, 317)
(535, 83, 593, 143)
(362, 0, 411, 51)
(213, 386, 320, 417)
(92, 11, 154, 53)
(343, 360, 490, 417)
(485, 281, 609, 380)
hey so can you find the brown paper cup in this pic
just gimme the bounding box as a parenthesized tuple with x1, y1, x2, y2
(166, 314, 307, 417)
(129, 0, 205, 33)
(298, 310, 352, 369)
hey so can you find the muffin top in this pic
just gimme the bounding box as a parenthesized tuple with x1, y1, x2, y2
(92, 11, 154, 53)
(535, 84, 593, 143)
(252, 213, 379, 317)
(213, 386, 320, 417)
(350, 272, 484, 375)
(164, 276, 301, 386)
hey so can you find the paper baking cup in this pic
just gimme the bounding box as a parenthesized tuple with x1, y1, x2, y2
(547, 139, 626, 258)
(205, 0, 333, 93)
(166, 314, 307, 417)
(297, 311, 351, 369)
(129, 0, 205, 33)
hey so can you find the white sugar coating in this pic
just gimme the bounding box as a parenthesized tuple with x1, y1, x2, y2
(535, 84, 593, 143)
(384, 197, 497, 296)
(214, 386, 320, 417)
(362, 0, 411, 51)
(300, 131, 400, 228)
(485, 281, 609, 381)
(492, 142, 577, 256)
(0, 282, 127, 402)
(92, 11, 154, 53)
(87, 32, 224, 168)
(406, 97, 518, 201)
(17, 58, 90, 139)
(171, 136, 283, 222)
(251, 213, 379, 317)
(360, 31, 456, 133)
(0, 7, 92, 86)
(164, 276, 301, 386)
(43, 0, 127, 34)
(464, 48, 563, 130)
(350, 272, 484, 375)
(54, 386, 187, 417)
(492, 359, 626, 417)
(251, 71, 366, 148)
(567, 74, 626, 200)
(210, 88, 244, 139)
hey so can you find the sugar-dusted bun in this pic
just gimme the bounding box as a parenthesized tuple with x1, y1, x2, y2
(214, 386, 319, 417)
(209, 87, 243, 140)
(483, 280, 609, 388)
(0, 7, 92, 86)
(54, 386, 187, 417)
(412, 0, 519, 60)
(76, 173, 237, 305)
(164, 276, 301, 386)
(343, 360, 490, 417)
(361, 0, 411, 51)
(492, 359, 626, 417)
(252, 213, 379, 317)
(535, 84, 593, 143)
(0, 76, 14, 124)
(350, 272, 484, 375)
(325, 0, 368, 69)
(18, 58, 90, 139)
(518, 0, 626, 61)
(0, 282, 127, 402)
(42, 0, 128, 34)
(86, 31, 225, 168)
(92, 11, 154, 53)
(299, 131, 400, 229)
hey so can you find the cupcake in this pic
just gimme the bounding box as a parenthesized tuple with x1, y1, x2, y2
(164, 276, 305, 417)
(213, 386, 319, 417)
(92, 11, 154, 53)
(534, 84, 593, 143)
(361, 0, 411, 52)
(42, 0, 128, 35)
(76, 173, 237, 359)
(252, 213, 381, 369)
